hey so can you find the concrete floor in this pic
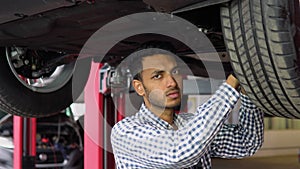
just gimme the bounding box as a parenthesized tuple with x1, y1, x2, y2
(212, 155, 300, 169)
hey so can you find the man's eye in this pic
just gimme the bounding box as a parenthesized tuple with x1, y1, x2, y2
(172, 69, 180, 75)
(152, 74, 162, 79)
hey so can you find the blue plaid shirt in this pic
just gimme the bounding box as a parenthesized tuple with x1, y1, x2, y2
(111, 83, 264, 169)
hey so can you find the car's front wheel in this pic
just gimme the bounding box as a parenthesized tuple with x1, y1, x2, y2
(221, 0, 300, 118)
(0, 47, 78, 117)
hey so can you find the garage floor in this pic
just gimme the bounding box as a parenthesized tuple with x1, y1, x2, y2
(212, 155, 300, 169)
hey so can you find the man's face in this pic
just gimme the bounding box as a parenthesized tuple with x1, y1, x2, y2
(133, 54, 183, 110)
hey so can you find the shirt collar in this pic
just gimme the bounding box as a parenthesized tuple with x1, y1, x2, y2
(137, 103, 185, 130)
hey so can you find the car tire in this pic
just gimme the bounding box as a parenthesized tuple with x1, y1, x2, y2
(0, 48, 90, 117)
(221, 0, 300, 118)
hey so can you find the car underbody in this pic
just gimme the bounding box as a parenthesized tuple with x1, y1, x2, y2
(0, 0, 299, 118)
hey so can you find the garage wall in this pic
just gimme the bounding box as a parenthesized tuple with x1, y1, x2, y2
(254, 130, 300, 157)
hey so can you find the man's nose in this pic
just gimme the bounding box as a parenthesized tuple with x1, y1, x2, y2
(166, 74, 177, 87)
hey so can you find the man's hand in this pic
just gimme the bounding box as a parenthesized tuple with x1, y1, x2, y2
(226, 74, 240, 91)
(240, 86, 247, 94)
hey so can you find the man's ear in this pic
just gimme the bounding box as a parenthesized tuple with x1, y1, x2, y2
(132, 80, 145, 96)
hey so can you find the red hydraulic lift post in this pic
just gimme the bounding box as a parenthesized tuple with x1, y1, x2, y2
(85, 61, 128, 168)
(117, 93, 125, 122)
(84, 61, 104, 169)
(29, 118, 37, 158)
(13, 116, 23, 169)
(103, 92, 125, 168)
(104, 95, 116, 169)
(13, 116, 36, 169)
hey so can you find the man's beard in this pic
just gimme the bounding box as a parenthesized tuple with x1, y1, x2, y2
(143, 84, 181, 110)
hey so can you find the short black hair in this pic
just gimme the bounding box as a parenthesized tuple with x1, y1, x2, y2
(128, 41, 176, 81)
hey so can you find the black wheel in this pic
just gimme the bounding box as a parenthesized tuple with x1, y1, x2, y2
(0, 47, 85, 117)
(221, 0, 300, 118)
